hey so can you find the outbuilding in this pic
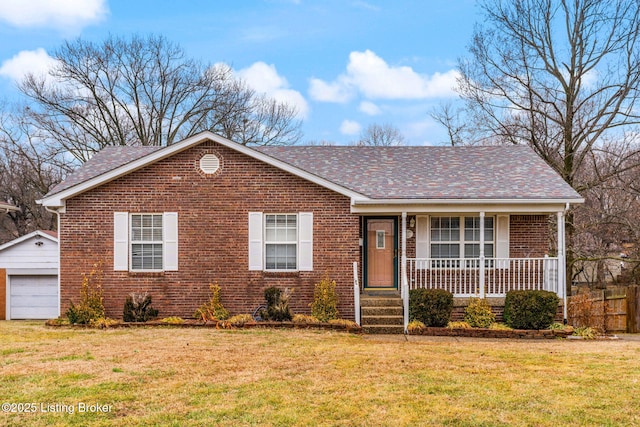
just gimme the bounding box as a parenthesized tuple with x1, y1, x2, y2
(0, 231, 59, 320)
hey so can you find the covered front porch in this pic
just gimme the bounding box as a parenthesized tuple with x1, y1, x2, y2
(353, 206, 570, 332)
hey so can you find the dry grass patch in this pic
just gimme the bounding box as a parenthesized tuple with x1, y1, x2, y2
(1, 321, 640, 426)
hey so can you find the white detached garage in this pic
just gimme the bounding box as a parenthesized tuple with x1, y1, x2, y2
(0, 231, 58, 320)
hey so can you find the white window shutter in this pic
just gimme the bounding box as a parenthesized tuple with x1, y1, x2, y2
(298, 212, 313, 271)
(163, 212, 179, 271)
(248, 212, 263, 270)
(496, 214, 510, 268)
(114, 212, 129, 271)
(416, 216, 430, 258)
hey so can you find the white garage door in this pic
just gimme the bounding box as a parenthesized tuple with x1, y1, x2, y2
(10, 275, 58, 319)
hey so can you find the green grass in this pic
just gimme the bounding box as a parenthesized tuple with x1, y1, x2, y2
(0, 321, 639, 426)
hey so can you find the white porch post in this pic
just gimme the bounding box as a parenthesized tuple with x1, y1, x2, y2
(353, 261, 360, 326)
(479, 211, 485, 298)
(401, 212, 408, 333)
(557, 211, 567, 321)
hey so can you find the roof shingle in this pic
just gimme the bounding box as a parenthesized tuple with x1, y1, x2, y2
(256, 145, 580, 200)
(45, 141, 581, 201)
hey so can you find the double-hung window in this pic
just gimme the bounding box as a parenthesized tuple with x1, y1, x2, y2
(264, 214, 298, 270)
(430, 216, 494, 267)
(131, 214, 164, 271)
(113, 212, 178, 272)
(248, 212, 313, 272)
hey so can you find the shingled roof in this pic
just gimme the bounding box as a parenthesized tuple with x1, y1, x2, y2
(43, 136, 581, 202)
(48, 146, 162, 195)
(256, 145, 581, 200)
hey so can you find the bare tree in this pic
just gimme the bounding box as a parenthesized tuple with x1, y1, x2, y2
(448, 0, 640, 292)
(357, 123, 405, 146)
(20, 34, 302, 163)
(0, 105, 65, 242)
(430, 103, 474, 146)
(457, 0, 640, 189)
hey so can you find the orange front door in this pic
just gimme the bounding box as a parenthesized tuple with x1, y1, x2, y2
(366, 218, 396, 288)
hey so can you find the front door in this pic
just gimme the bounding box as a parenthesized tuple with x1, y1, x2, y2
(365, 218, 397, 289)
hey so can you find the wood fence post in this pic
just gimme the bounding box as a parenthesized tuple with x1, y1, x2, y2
(627, 286, 639, 334)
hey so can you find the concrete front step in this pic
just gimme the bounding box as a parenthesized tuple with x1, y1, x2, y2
(362, 314, 404, 326)
(363, 325, 406, 334)
(360, 297, 403, 307)
(360, 293, 404, 333)
(361, 306, 403, 316)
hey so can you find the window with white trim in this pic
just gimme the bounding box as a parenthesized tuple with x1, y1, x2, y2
(113, 212, 178, 272)
(248, 212, 313, 272)
(131, 214, 164, 270)
(265, 214, 297, 270)
(430, 216, 494, 267)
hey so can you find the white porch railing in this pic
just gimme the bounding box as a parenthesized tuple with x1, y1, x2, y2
(407, 257, 560, 297)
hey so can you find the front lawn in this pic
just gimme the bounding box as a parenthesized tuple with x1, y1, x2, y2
(1, 321, 639, 426)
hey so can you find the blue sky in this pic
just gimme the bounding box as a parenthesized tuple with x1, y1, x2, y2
(0, 0, 480, 145)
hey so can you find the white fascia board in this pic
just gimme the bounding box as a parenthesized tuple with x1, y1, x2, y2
(0, 230, 58, 252)
(350, 198, 584, 214)
(40, 131, 366, 207)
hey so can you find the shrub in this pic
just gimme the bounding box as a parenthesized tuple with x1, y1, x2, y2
(504, 290, 560, 330)
(407, 320, 426, 333)
(261, 287, 293, 321)
(292, 314, 321, 324)
(489, 323, 513, 331)
(573, 326, 597, 339)
(160, 316, 184, 325)
(194, 283, 230, 322)
(227, 314, 254, 327)
(123, 292, 159, 322)
(328, 319, 359, 330)
(568, 288, 606, 334)
(310, 274, 339, 322)
(409, 288, 453, 327)
(66, 263, 105, 325)
(464, 298, 495, 328)
(447, 321, 471, 329)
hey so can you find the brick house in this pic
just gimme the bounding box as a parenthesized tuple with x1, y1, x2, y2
(39, 131, 582, 330)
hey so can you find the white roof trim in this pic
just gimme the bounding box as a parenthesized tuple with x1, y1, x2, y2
(39, 131, 366, 208)
(350, 198, 583, 214)
(351, 197, 585, 205)
(0, 230, 58, 252)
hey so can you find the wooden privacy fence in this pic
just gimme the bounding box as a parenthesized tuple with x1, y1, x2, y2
(569, 285, 640, 333)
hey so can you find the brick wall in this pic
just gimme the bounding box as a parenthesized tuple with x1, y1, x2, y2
(509, 215, 551, 258)
(59, 141, 359, 320)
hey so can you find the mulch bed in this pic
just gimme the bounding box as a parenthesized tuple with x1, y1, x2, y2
(408, 327, 573, 339)
(44, 319, 363, 333)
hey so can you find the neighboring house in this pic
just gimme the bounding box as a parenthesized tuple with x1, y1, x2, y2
(39, 131, 583, 329)
(0, 230, 59, 320)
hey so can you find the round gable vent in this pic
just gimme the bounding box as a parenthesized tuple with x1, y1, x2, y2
(199, 154, 220, 174)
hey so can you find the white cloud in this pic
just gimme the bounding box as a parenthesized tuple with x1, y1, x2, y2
(238, 61, 309, 120)
(308, 77, 353, 103)
(359, 101, 381, 115)
(0, 0, 107, 30)
(0, 48, 57, 82)
(582, 69, 598, 89)
(309, 50, 459, 103)
(340, 120, 361, 135)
